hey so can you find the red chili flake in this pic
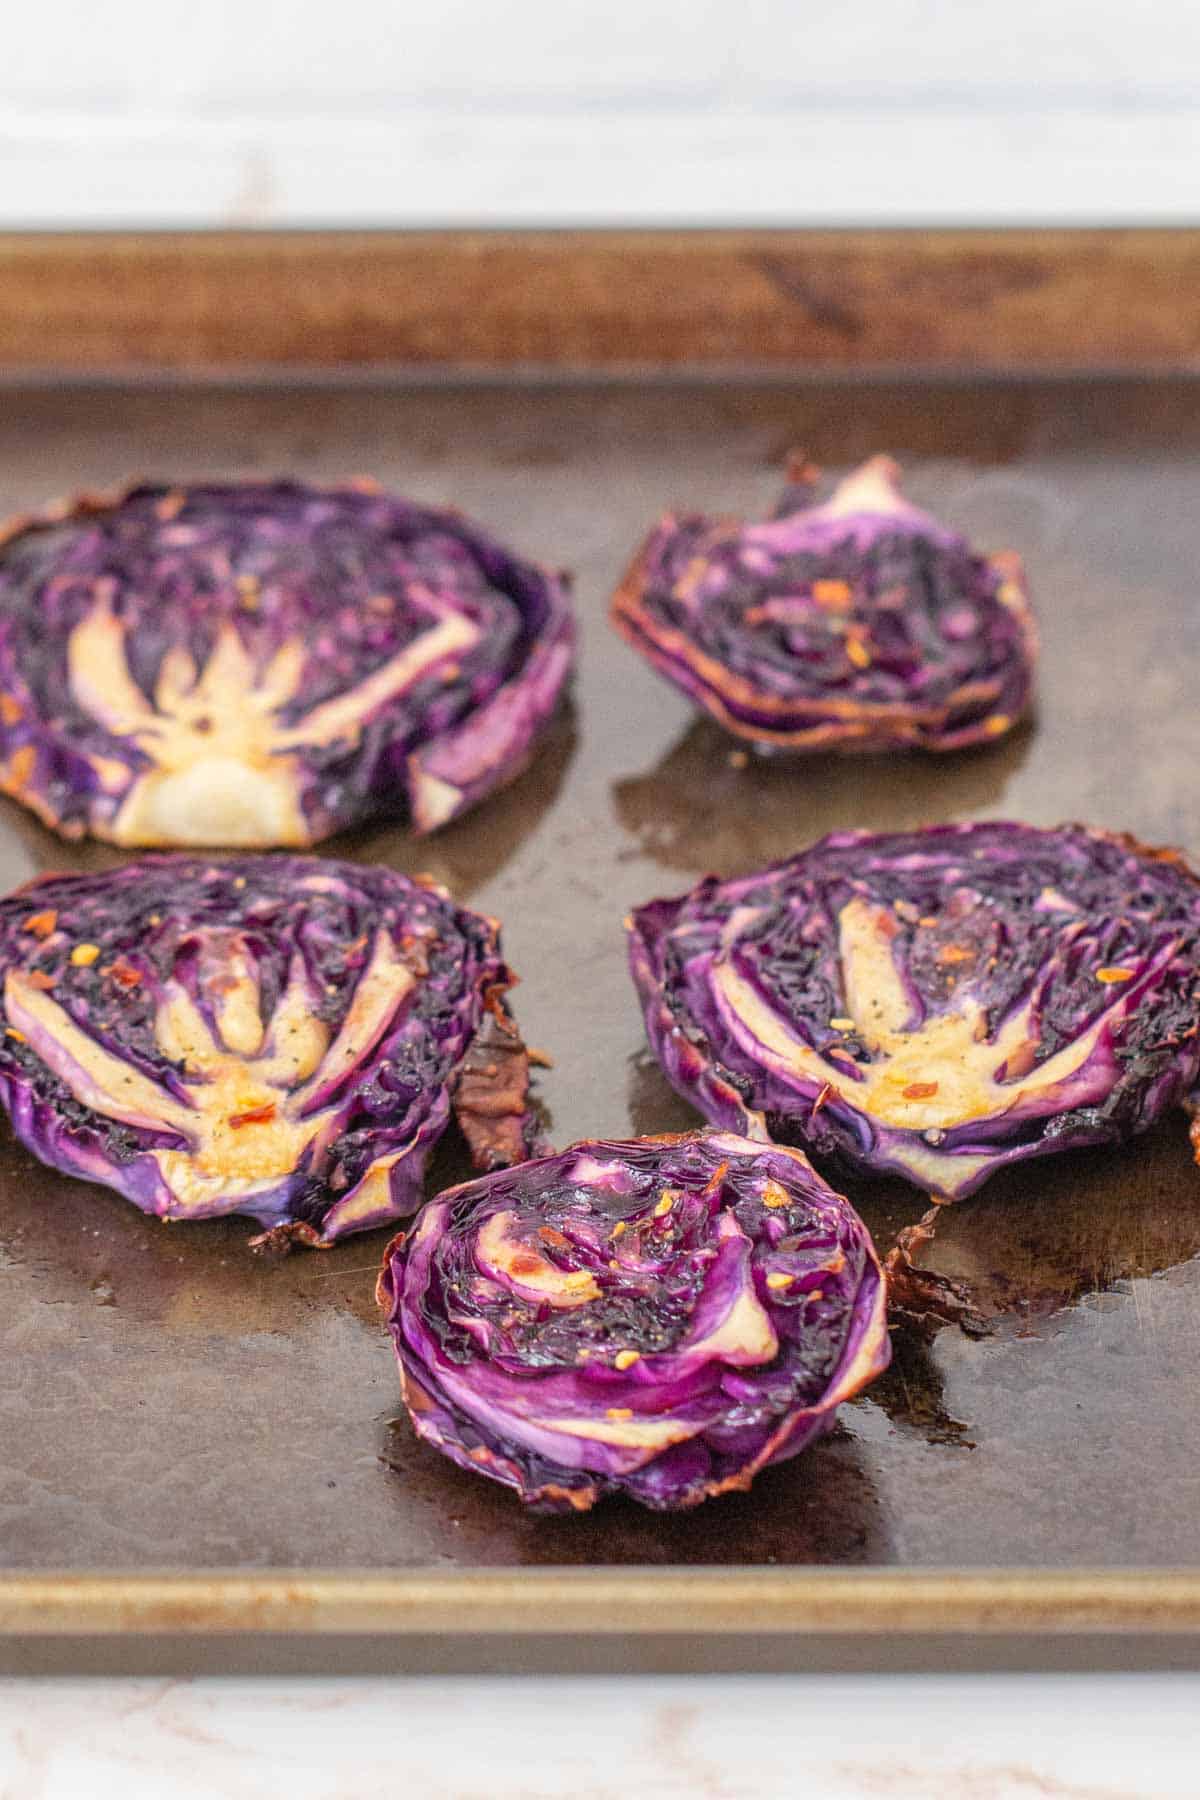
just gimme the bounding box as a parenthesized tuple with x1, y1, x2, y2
(105, 957, 144, 989)
(1096, 966, 1135, 984)
(812, 579, 852, 611)
(23, 910, 57, 939)
(810, 1081, 834, 1118)
(7, 745, 35, 789)
(227, 1102, 278, 1129)
(537, 1226, 570, 1248)
(0, 694, 22, 725)
(26, 969, 56, 990)
(936, 944, 974, 965)
(697, 1163, 729, 1203)
(902, 1081, 940, 1100)
(845, 634, 872, 669)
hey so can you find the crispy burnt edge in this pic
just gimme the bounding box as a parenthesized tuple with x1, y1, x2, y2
(609, 523, 1037, 753)
(450, 981, 544, 1170)
(882, 1201, 990, 1339)
(0, 477, 576, 847)
(374, 1130, 891, 1514)
(626, 826, 1200, 1335)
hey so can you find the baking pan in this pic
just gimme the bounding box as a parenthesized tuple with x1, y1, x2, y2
(3, 239, 1200, 1670)
(1, 229, 1198, 375)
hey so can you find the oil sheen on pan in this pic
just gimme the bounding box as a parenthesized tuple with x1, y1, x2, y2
(0, 854, 537, 1247)
(611, 454, 1035, 752)
(628, 822, 1200, 1202)
(378, 1130, 889, 1512)
(7, 379, 1200, 1582)
(0, 479, 574, 846)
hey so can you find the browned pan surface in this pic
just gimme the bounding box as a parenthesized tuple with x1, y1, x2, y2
(4, 374, 1200, 1572)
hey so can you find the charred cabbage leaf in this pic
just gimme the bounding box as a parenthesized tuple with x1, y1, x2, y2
(628, 823, 1200, 1202)
(377, 1130, 888, 1512)
(0, 855, 536, 1244)
(0, 479, 574, 846)
(612, 455, 1035, 751)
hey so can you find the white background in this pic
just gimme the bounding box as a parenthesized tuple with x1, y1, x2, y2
(2, 1672, 1200, 1798)
(1, 0, 1199, 225)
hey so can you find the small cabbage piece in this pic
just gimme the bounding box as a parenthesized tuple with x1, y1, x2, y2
(612, 455, 1035, 751)
(377, 1130, 888, 1512)
(0, 855, 536, 1245)
(0, 479, 574, 846)
(628, 823, 1200, 1202)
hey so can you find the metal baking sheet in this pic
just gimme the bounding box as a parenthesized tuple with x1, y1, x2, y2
(3, 374, 1200, 1667)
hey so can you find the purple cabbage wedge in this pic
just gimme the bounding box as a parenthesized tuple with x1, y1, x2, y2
(377, 1130, 889, 1512)
(628, 824, 1200, 1203)
(0, 855, 537, 1247)
(612, 455, 1036, 751)
(0, 479, 573, 846)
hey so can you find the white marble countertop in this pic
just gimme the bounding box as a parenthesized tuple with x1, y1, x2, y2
(1, 1672, 1197, 1798)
